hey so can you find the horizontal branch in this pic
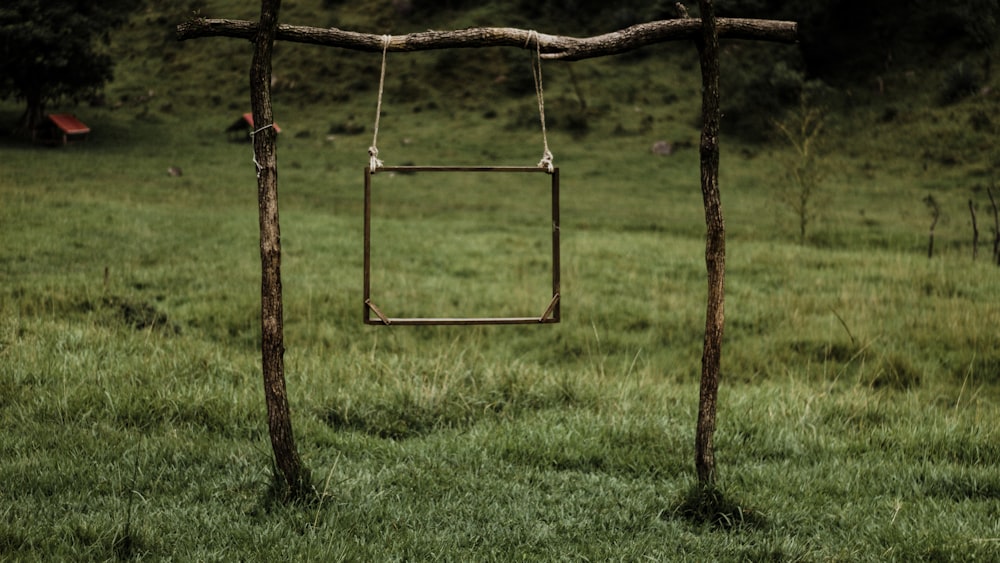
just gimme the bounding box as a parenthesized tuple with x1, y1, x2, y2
(176, 17, 797, 60)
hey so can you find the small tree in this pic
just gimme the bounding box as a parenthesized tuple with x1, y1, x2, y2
(0, 0, 141, 132)
(773, 95, 826, 245)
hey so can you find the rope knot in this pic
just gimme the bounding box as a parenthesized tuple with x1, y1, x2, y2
(525, 29, 538, 49)
(368, 146, 382, 171)
(538, 149, 554, 173)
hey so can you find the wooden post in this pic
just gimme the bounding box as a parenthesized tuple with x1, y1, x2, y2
(250, 0, 311, 499)
(694, 0, 725, 487)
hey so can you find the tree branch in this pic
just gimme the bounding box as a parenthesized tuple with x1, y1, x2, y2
(176, 17, 797, 60)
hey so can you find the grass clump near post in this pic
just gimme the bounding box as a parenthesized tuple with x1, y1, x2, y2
(665, 483, 766, 532)
(261, 459, 318, 509)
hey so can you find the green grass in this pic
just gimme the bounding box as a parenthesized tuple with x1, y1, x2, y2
(2, 0, 1000, 559)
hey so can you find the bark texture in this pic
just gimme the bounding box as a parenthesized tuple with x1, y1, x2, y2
(177, 17, 796, 60)
(695, 0, 725, 487)
(250, 0, 310, 499)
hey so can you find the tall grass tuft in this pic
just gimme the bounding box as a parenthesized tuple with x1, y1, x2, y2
(667, 483, 767, 532)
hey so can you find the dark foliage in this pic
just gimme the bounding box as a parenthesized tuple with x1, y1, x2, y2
(0, 0, 144, 131)
(717, 0, 999, 78)
(711, 0, 997, 137)
(940, 61, 984, 104)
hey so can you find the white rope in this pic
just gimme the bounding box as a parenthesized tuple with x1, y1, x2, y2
(369, 35, 391, 171)
(527, 30, 554, 173)
(249, 123, 275, 178)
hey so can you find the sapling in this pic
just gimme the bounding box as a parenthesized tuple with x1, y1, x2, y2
(773, 94, 826, 245)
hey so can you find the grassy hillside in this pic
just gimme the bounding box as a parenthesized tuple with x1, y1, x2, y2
(2, 1, 999, 560)
(98, 1, 1000, 218)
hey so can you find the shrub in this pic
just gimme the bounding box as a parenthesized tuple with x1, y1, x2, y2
(939, 62, 982, 105)
(772, 93, 828, 244)
(721, 56, 817, 140)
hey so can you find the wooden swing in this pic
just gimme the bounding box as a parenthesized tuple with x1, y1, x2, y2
(363, 34, 561, 326)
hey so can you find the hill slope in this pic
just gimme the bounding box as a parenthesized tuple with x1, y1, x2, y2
(99, 1, 998, 166)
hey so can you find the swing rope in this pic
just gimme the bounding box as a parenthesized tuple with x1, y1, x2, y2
(367, 32, 553, 172)
(368, 34, 391, 171)
(527, 30, 554, 173)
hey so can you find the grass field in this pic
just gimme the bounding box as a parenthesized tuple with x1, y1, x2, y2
(2, 2, 1000, 560)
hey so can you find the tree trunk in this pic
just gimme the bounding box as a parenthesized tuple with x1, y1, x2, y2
(250, 0, 311, 500)
(17, 89, 45, 136)
(694, 0, 725, 487)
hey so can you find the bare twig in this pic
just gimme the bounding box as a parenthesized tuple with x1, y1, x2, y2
(828, 306, 857, 346)
(969, 199, 979, 261)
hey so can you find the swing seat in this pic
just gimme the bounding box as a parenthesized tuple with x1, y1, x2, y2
(362, 36, 559, 325)
(364, 165, 560, 325)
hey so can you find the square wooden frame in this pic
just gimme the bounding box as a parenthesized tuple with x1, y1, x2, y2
(364, 165, 560, 325)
